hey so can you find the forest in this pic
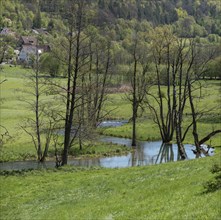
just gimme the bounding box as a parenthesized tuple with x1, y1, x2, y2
(0, 0, 221, 219)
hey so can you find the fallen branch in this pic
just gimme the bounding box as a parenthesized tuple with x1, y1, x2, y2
(199, 130, 221, 146)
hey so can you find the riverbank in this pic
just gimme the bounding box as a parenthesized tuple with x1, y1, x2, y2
(0, 152, 220, 220)
(1, 137, 214, 171)
(1, 66, 220, 162)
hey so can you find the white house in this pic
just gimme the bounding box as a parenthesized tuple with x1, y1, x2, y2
(18, 45, 38, 62)
(18, 36, 37, 63)
(18, 36, 50, 63)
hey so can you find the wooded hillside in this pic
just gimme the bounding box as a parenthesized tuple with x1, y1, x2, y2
(1, 0, 221, 36)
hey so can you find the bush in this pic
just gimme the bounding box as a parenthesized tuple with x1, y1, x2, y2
(203, 164, 221, 193)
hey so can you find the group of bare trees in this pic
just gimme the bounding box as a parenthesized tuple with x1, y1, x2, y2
(60, 1, 114, 165)
(128, 26, 220, 158)
(20, 0, 113, 165)
(20, 1, 220, 165)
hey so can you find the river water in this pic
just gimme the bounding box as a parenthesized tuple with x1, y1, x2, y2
(0, 121, 214, 171)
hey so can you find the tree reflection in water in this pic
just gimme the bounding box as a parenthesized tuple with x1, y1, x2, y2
(155, 143, 178, 164)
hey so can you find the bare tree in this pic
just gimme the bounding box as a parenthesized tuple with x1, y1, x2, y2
(126, 32, 150, 147)
(46, 1, 112, 165)
(85, 33, 113, 128)
(147, 28, 220, 158)
(19, 45, 60, 162)
(186, 41, 221, 153)
(62, 0, 91, 165)
(146, 27, 176, 144)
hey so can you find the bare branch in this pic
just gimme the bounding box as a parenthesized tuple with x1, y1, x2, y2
(199, 130, 221, 146)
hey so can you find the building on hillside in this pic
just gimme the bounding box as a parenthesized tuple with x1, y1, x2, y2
(18, 36, 50, 63)
(0, 28, 16, 36)
(18, 36, 37, 63)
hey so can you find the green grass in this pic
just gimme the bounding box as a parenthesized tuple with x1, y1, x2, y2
(0, 153, 220, 220)
(1, 65, 221, 220)
(0, 65, 221, 161)
(101, 119, 161, 141)
(104, 81, 221, 147)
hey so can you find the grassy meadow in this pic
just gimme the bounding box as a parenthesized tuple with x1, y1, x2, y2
(0, 65, 131, 161)
(0, 153, 221, 220)
(103, 81, 221, 147)
(0, 65, 221, 219)
(0, 65, 221, 161)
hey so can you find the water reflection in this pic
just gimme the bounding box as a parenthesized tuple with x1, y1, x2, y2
(155, 143, 175, 164)
(99, 137, 214, 167)
(0, 137, 214, 171)
(98, 120, 128, 128)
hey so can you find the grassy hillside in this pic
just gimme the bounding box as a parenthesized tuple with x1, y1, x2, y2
(0, 153, 220, 220)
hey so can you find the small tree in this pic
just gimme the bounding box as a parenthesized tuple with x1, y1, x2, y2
(0, 79, 12, 149)
(203, 164, 221, 193)
(20, 49, 60, 162)
(126, 32, 150, 147)
(40, 53, 61, 77)
(146, 26, 176, 144)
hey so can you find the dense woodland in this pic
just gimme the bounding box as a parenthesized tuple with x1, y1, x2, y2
(1, 0, 221, 36)
(0, 0, 221, 165)
(1, 0, 221, 78)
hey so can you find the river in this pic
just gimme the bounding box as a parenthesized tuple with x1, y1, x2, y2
(0, 121, 214, 171)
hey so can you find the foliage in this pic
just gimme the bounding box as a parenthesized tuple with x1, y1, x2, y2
(1, 0, 221, 38)
(203, 163, 221, 193)
(204, 56, 221, 79)
(39, 52, 62, 77)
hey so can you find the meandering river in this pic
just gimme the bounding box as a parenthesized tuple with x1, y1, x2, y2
(0, 121, 214, 171)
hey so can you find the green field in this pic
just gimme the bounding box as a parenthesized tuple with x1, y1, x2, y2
(0, 64, 221, 220)
(1, 1, 221, 219)
(0, 153, 220, 220)
(0, 65, 221, 161)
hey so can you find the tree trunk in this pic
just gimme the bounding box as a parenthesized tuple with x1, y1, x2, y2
(132, 49, 137, 147)
(35, 46, 42, 161)
(188, 79, 201, 153)
(62, 3, 83, 165)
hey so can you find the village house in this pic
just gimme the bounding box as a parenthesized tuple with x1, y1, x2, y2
(0, 27, 16, 36)
(18, 36, 50, 63)
(18, 36, 37, 63)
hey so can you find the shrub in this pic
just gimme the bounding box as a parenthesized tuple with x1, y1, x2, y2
(203, 164, 221, 193)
